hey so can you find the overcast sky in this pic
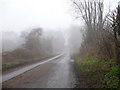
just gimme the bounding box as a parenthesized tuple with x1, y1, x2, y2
(0, 0, 120, 33)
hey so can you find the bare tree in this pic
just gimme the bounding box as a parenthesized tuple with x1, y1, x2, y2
(72, 0, 106, 31)
(72, 0, 109, 53)
(22, 28, 43, 58)
(71, 0, 117, 60)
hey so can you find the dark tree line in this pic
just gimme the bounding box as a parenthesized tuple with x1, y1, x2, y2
(72, 0, 120, 63)
(107, 2, 120, 63)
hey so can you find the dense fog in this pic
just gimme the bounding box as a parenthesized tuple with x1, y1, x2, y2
(2, 26, 82, 54)
(2, 31, 24, 52)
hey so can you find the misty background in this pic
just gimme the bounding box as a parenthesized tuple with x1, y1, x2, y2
(1, 0, 119, 54)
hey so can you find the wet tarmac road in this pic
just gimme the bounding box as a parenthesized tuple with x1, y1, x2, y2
(2, 54, 78, 88)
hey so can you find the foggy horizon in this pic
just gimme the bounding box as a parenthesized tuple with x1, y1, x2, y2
(1, 0, 119, 33)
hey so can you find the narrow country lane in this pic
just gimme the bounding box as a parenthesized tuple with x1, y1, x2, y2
(2, 54, 79, 88)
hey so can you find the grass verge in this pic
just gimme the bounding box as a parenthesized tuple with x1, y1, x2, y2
(73, 56, 120, 88)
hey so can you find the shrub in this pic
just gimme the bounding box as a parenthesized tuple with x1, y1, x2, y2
(74, 56, 120, 88)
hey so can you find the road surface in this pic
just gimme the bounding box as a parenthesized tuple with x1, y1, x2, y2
(2, 54, 80, 88)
